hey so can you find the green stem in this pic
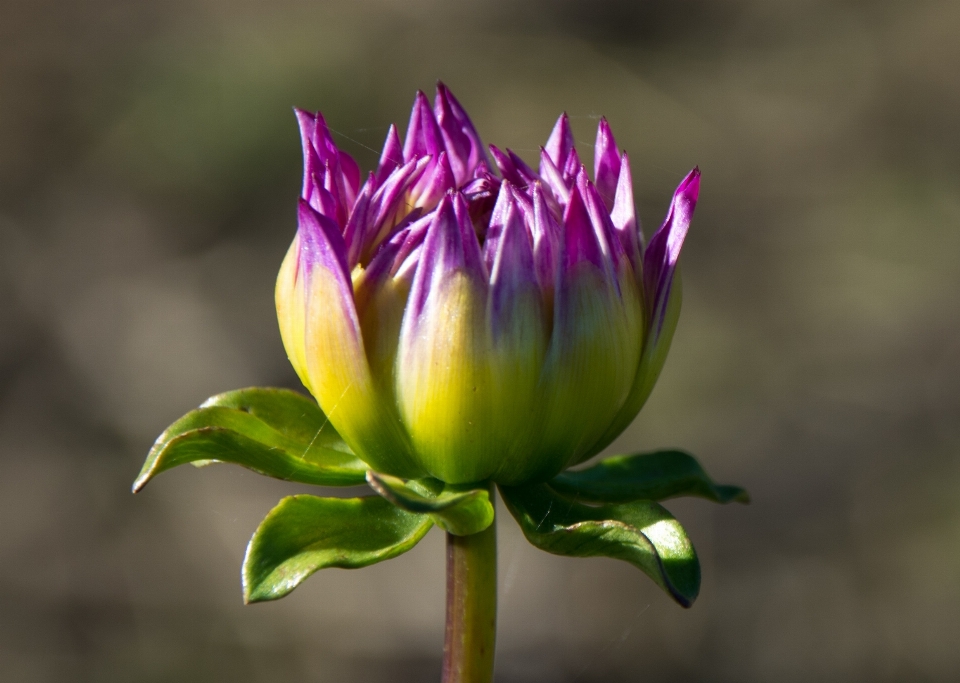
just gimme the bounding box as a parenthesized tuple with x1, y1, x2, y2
(442, 500, 497, 683)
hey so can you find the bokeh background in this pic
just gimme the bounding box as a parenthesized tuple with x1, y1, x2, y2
(2, 0, 959, 681)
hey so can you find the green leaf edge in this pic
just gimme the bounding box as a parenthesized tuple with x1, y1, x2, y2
(242, 494, 434, 604)
(133, 389, 368, 492)
(366, 472, 495, 536)
(199, 387, 349, 452)
(499, 483, 701, 608)
(549, 449, 750, 505)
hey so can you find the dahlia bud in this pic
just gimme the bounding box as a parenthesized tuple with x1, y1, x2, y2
(276, 84, 699, 485)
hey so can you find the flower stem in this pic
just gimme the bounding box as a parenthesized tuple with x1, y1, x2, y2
(442, 500, 497, 683)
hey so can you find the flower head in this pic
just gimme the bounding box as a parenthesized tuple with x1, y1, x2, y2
(277, 84, 699, 485)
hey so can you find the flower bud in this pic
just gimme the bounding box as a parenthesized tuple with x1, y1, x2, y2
(277, 84, 699, 485)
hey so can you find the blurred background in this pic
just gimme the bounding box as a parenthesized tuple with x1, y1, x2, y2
(1, 0, 959, 680)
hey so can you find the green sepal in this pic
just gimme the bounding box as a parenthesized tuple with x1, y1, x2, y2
(242, 494, 433, 603)
(366, 472, 495, 536)
(499, 483, 700, 608)
(550, 450, 749, 505)
(133, 387, 368, 491)
(200, 387, 351, 450)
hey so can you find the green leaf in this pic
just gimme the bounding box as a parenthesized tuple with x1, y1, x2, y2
(366, 472, 495, 536)
(201, 387, 350, 452)
(242, 494, 433, 603)
(550, 450, 749, 505)
(133, 387, 367, 491)
(499, 483, 700, 608)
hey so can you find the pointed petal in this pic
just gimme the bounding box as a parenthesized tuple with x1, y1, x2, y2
(342, 174, 376, 268)
(339, 151, 361, 203)
(276, 233, 312, 393)
(538, 147, 570, 205)
(584, 267, 682, 461)
(311, 111, 358, 207)
(531, 282, 642, 479)
(403, 195, 486, 322)
(507, 183, 536, 254)
(487, 201, 548, 481)
(611, 152, 642, 268)
(392, 242, 423, 284)
(644, 168, 699, 329)
(296, 201, 422, 478)
(355, 230, 407, 313)
(509, 180, 534, 217)
(295, 108, 321, 199)
(297, 199, 350, 283)
(390, 211, 432, 279)
(366, 156, 431, 254)
(489, 145, 536, 189)
(482, 180, 516, 271)
(452, 192, 486, 281)
(396, 197, 493, 483)
(488, 202, 539, 342)
(563, 146, 582, 183)
(509, 150, 539, 186)
(403, 90, 444, 162)
(306, 171, 339, 221)
(352, 234, 412, 406)
(593, 117, 620, 210)
(524, 185, 644, 480)
(323, 158, 348, 227)
(531, 182, 561, 301)
(435, 82, 489, 181)
(277, 200, 351, 398)
(580, 168, 626, 273)
(545, 112, 574, 170)
(311, 111, 339, 162)
(376, 124, 404, 184)
(294, 108, 316, 145)
(563, 185, 604, 271)
(372, 157, 430, 226)
(582, 170, 700, 461)
(410, 151, 456, 210)
(434, 84, 470, 184)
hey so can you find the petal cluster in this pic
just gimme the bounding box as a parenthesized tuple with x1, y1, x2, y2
(277, 84, 699, 485)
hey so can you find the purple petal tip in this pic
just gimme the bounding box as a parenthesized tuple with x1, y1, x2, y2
(545, 112, 575, 170)
(297, 199, 350, 283)
(682, 167, 701, 192)
(562, 185, 604, 271)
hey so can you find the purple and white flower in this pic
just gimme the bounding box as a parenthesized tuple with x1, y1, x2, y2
(277, 83, 699, 485)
